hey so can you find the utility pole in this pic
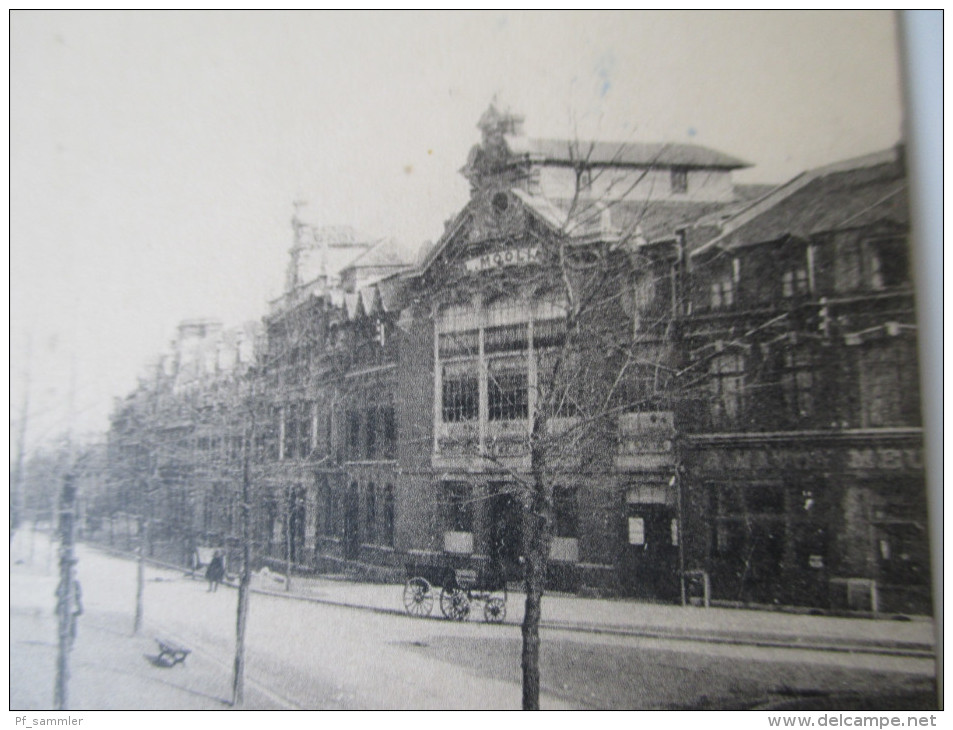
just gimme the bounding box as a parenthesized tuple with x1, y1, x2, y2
(53, 471, 78, 710)
(134, 362, 162, 635)
(232, 407, 254, 706)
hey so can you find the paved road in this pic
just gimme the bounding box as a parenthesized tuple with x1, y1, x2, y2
(10, 542, 937, 710)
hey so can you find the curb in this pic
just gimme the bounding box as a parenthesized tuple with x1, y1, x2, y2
(248, 586, 936, 659)
(86, 544, 936, 660)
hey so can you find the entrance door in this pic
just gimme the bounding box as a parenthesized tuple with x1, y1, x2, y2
(343, 483, 361, 559)
(287, 487, 306, 564)
(488, 485, 523, 581)
(620, 504, 679, 600)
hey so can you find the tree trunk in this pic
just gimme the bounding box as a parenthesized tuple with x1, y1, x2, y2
(54, 473, 77, 710)
(133, 514, 145, 635)
(232, 559, 251, 705)
(284, 492, 292, 592)
(520, 470, 553, 710)
(232, 426, 253, 706)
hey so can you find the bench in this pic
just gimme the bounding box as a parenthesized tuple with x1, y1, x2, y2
(155, 638, 191, 667)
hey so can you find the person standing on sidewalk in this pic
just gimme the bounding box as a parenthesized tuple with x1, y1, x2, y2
(205, 550, 225, 592)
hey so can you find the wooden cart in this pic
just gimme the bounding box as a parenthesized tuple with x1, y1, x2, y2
(402, 562, 507, 623)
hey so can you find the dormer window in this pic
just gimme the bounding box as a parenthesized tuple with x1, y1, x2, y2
(671, 167, 688, 194)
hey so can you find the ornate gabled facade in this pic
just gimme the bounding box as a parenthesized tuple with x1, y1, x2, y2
(101, 108, 929, 614)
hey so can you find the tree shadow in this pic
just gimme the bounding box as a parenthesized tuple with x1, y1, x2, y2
(141, 654, 232, 707)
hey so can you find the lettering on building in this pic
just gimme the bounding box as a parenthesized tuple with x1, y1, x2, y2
(847, 448, 922, 471)
(464, 246, 540, 273)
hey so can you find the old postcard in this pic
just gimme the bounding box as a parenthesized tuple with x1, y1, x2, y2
(10, 10, 941, 717)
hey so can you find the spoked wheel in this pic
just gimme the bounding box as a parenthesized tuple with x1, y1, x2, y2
(483, 596, 506, 623)
(439, 587, 471, 621)
(403, 577, 434, 617)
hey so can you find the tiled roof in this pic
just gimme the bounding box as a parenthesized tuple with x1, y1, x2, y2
(343, 239, 413, 270)
(606, 199, 734, 242)
(691, 148, 906, 258)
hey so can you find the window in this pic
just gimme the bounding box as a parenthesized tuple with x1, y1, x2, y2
(553, 486, 578, 538)
(380, 406, 397, 458)
(866, 237, 909, 290)
(383, 484, 396, 546)
(859, 339, 921, 427)
(438, 330, 479, 358)
(284, 403, 312, 460)
(671, 167, 688, 194)
(533, 318, 567, 349)
(444, 482, 473, 532)
(709, 351, 745, 429)
(365, 483, 377, 543)
(782, 267, 810, 298)
(780, 349, 815, 424)
(621, 348, 673, 411)
(346, 410, 362, 460)
(442, 374, 479, 422)
(365, 407, 377, 458)
(254, 413, 279, 463)
(488, 370, 528, 421)
(485, 323, 528, 354)
(710, 277, 734, 309)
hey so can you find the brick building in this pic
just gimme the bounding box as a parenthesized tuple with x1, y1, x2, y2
(104, 108, 929, 613)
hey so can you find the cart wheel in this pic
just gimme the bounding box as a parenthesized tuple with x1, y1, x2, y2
(483, 596, 506, 623)
(403, 577, 434, 617)
(439, 587, 470, 621)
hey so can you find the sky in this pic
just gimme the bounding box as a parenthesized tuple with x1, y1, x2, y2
(10, 10, 907, 453)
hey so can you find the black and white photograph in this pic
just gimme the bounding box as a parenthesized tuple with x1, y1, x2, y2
(10, 10, 941, 716)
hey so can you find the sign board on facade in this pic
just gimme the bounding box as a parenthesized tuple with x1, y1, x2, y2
(627, 517, 645, 545)
(465, 246, 540, 273)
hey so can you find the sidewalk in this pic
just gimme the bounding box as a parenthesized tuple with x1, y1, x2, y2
(245, 565, 937, 658)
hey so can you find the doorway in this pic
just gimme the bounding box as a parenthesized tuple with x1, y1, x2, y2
(488, 484, 523, 581)
(620, 503, 679, 600)
(343, 482, 360, 559)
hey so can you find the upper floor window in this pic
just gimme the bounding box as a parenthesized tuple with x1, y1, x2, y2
(442, 367, 479, 422)
(709, 351, 745, 429)
(858, 338, 921, 428)
(379, 406, 397, 459)
(346, 410, 361, 460)
(782, 266, 810, 298)
(710, 278, 734, 309)
(365, 407, 378, 457)
(671, 167, 688, 194)
(866, 237, 910, 290)
(438, 329, 479, 358)
(488, 369, 528, 421)
(534, 318, 567, 349)
(484, 323, 528, 354)
(283, 402, 312, 460)
(780, 349, 815, 424)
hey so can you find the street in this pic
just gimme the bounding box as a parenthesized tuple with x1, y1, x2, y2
(11, 539, 936, 710)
